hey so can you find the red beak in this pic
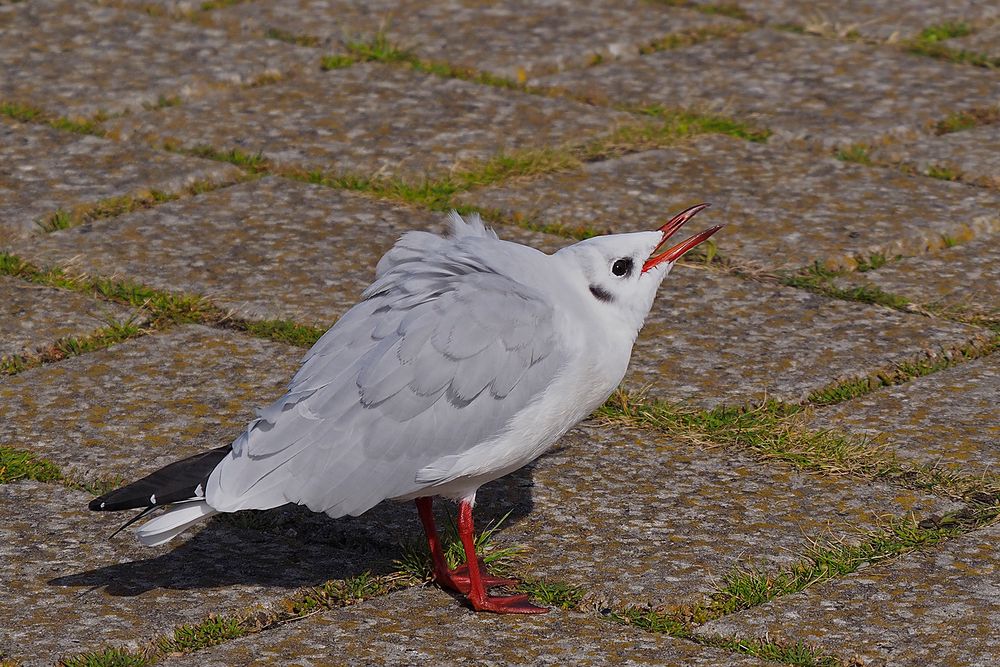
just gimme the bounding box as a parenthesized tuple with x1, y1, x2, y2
(641, 203, 723, 273)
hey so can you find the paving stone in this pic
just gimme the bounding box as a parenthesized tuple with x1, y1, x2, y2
(0, 480, 396, 666)
(0, 325, 302, 482)
(0, 0, 316, 118)
(106, 63, 630, 181)
(946, 22, 1000, 59)
(870, 123, 1000, 190)
(697, 523, 1000, 666)
(0, 277, 134, 359)
(806, 355, 1000, 471)
(207, 0, 738, 81)
(459, 135, 1000, 271)
(0, 116, 241, 241)
(688, 0, 1000, 40)
(539, 29, 1000, 148)
(624, 265, 990, 408)
(836, 233, 1000, 319)
(487, 423, 954, 609)
(160, 587, 772, 667)
(11, 177, 566, 327)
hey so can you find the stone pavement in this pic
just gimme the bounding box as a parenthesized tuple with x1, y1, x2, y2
(0, 1, 997, 666)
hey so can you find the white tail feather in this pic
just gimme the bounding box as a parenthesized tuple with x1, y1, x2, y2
(136, 501, 217, 547)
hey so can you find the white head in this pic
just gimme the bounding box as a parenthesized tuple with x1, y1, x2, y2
(555, 204, 722, 337)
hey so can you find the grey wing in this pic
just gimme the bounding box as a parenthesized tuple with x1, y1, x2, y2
(206, 269, 565, 517)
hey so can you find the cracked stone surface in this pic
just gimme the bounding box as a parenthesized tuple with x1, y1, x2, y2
(806, 355, 1000, 471)
(0, 0, 316, 118)
(870, 123, 1000, 189)
(459, 135, 1000, 271)
(0, 117, 241, 241)
(106, 63, 630, 181)
(697, 523, 1000, 666)
(207, 0, 739, 81)
(160, 586, 772, 667)
(0, 481, 396, 667)
(487, 423, 954, 609)
(835, 233, 1000, 319)
(11, 177, 566, 327)
(626, 265, 990, 408)
(0, 325, 302, 482)
(688, 0, 1000, 40)
(539, 29, 1000, 148)
(0, 277, 133, 359)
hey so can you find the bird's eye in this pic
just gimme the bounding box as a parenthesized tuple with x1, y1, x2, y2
(611, 258, 633, 277)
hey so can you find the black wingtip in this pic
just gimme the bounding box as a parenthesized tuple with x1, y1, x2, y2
(87, 444, 232, 512)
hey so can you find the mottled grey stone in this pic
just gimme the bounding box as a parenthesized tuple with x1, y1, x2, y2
(488, 423, 954, 609)
(806, 355, 1000, 470)
(870, 123, 1000, 190)
(11, 177, 566, 327)
(689, 0, 1000, 40)
(0, 0, 316, 117)
(106, 63, 630, 181)
(628, 265, 989, 408)
(208, 0, 739, 80)
(0, 325, 301, 482)
(946, 22, 1000, 59)
(697, 523, 1000, 667)
(0, 277, 133, 359)
(459, 136, 1000, 271)
(539, 29, 1000, 148)
(160, 587, 771, 667)
(0, 481, 394, 667)
(836, 233, 1000, 320)
(0, 117, 241, 241)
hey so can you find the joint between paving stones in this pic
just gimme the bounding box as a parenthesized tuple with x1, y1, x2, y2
(53, 517, 532, 666)
(596, 501, 1000, 666)
(596, 388, 1000, 503)
(0, 252, 327, 369)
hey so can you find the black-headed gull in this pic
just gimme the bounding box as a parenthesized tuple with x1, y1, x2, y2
(90, 205, 721, 614)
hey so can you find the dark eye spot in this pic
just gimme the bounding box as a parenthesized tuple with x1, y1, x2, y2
(612, 257, 633, 277)
(589, 285, 613, 302)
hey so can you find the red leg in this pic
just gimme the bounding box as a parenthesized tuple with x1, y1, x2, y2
(415, 497, 517, 595)
(457, 499, 548, 614)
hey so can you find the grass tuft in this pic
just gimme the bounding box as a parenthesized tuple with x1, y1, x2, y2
(156, 615, 249, 654)
(518, 580, 587, 609)
(0, 447, 64, 484)
(1, 101, 107, 136)
(906, 23, 999, 68)
(59, 648, 149, 667)
(834, 144, 872, 165)
(933, 107, 1000, 134)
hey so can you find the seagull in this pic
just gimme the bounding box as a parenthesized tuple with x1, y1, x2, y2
(89, 204, 721, 614)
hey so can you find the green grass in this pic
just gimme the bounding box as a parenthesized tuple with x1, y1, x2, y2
(597, 388, 1000, 501)
(59, 648, 149, 667)
(934, 107, 1000, 134)
(320, 54, 357, 70)
(806, 337, 996, 405)
(0, 252, 330, 363)
(639, 24, 750, 55)
(156, 615, 249, 654)
(517, 580, 587, 609)
(0, 101, 107, 136)
(393, 509, 526, 582)
(906, 23, 999, 68)
(781, 262, 912, 309)
(265, 27, 321, 48)
(0, 447, 63, 484)
(852, 252, 890, 272)
(924, 164, 960, 181)
(834, 144, 873, 165)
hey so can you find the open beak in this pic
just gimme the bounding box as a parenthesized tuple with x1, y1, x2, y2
(641, 203, 723, 273)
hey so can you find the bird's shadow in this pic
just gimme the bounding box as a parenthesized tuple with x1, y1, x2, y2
(49, 462, 540, 597)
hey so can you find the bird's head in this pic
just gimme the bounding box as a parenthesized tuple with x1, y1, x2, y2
(556, 203, 722, 336)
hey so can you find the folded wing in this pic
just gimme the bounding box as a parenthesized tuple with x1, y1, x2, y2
(207, 230, 565, 518)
